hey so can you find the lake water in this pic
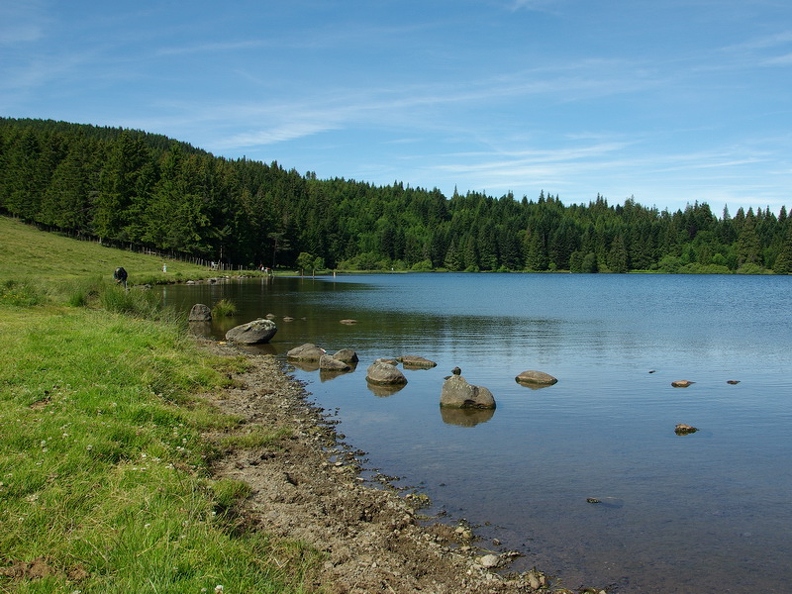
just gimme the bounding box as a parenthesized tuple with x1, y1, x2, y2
(161, 273, 792, 593)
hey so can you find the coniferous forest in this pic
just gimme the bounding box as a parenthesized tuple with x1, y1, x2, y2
(3, 117, 792, 274)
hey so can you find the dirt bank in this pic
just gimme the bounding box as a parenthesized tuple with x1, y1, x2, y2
(200, 340, 601, 594)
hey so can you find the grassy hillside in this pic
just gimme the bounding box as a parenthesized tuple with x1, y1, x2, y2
(0, 217, 321, 593)
(0, 216, 212, 286)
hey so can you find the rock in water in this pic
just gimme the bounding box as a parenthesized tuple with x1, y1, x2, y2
(366, 359, 408, 385)
(440, 374, 496, 409)
(188, 303, 212, 322)
(319, 354, 351, 371)
(224, 318, 277, 344)
(515, 370, 558, 386)
(398, 355, 437, 369)
(332, 348, 359, 364)
(286, 343, 326, 362)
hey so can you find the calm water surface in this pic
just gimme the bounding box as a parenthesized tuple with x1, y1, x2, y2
(162, 273, 792, 593)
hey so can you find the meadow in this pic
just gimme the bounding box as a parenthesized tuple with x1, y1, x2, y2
(0, 216, 321, 593)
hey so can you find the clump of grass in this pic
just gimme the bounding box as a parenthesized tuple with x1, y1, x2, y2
(212, 298, 237, 318)
(65, 276, 104, 307)
(63, 276, 184, 324)
(0, 279, 44, 307)
(211, 478, 253, 514)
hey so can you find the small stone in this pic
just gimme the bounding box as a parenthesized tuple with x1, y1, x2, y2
(479, 554, 500, 568)
(671, 379, 694, 388)
(515, 370, 558, 386)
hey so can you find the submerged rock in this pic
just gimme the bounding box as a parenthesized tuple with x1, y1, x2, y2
(671, 379, 695, 388)
(675, 423, 698, 435)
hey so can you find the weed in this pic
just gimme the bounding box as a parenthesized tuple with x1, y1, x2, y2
(212, 298, 237, 318)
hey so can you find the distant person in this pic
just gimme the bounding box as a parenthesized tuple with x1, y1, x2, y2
(113, 266, 128, 290)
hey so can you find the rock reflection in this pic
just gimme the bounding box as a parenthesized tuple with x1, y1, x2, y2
(236, 343, 278, 356)
(187, 321, 213, 338)
(440, 407, 495, 427)
(366, 383, 407, 397)
(320, 366, 356, 382)
(288, 359, 319, 372)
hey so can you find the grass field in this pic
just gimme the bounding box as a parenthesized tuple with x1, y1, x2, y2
(0, 216, 217, 286)
(0, 216, 321, 593)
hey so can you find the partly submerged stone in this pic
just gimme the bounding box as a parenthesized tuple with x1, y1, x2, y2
(319, 354, 351, 372)
(671, 379, 695, 388)
(440, 374, 496, 409)
(286, 343, 326, 362)
(366, 359, 408, 386)
(224, 318, 277, 344)
(332, 348, 359, 364)
(515, 370, 558, 386)
(188, 303, 212, 322)
(675, 423, 698, 435)
(398, 355, 437, 369)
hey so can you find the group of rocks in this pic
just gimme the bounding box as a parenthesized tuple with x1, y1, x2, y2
(194, 310, 563, 410)
(196, 310, 719, 436)
(285, 339, 562, 411)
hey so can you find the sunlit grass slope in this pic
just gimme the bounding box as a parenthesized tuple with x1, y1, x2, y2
(0, 217, 322, 593)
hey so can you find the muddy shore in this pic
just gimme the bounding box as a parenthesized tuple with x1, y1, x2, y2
(200, 340, 603, 593)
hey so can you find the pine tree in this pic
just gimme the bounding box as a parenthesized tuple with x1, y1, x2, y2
(737, 209, 761, 267)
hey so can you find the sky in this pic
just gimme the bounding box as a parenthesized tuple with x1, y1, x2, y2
(3, 0, 792, 215)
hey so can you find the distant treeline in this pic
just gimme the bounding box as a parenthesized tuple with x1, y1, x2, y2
(2, 117, 792, 273)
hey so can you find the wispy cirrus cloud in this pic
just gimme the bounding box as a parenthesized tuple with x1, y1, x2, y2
(0, 2, 46, 45)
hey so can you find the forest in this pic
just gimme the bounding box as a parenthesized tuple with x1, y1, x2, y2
(2, 117, 792, 274)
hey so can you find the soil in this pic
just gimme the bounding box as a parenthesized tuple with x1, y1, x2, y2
(200, 340, 602, 594)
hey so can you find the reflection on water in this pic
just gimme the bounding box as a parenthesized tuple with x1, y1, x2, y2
(365, 382, 407, 397)
(161, 273, 792, 593)
(439, 406, 495, 426)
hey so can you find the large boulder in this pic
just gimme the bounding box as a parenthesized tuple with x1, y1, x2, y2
(440, 374, 496, 409)
(398, 355, 437, 369)
(188, 303, 212, 322)
(366, 359, 408, 386)
(515, 370, 558, 386)
(286, 343, 326, 362)
(225, 318, 277, 344)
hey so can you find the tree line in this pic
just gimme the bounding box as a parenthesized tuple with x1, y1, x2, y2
(2, 117, 792, 274)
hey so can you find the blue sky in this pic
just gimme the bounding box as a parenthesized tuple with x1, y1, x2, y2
(3, 0, 792, 215)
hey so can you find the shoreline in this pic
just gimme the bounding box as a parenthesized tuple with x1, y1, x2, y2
(199, 339, 594, 594)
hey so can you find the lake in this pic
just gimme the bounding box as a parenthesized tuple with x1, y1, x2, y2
(161, 273, 792, 593)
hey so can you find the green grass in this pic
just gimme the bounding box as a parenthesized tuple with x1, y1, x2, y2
(211, 298, 237, 318)
(0, 216, 324, 593)
(0, 216, 213, 288)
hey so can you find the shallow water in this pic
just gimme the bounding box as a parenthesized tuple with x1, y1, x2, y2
(162, 273, 792, 593)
